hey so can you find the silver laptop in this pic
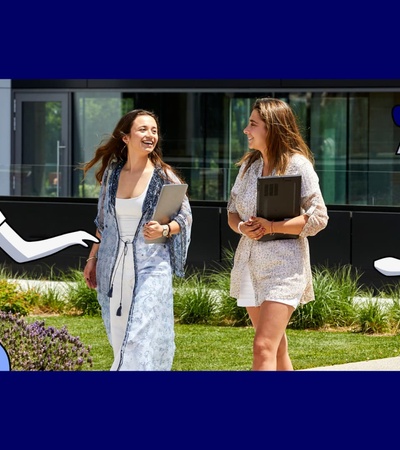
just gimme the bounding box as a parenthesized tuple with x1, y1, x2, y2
(256, 175, 301, 242)
(145, 183, 188, 244)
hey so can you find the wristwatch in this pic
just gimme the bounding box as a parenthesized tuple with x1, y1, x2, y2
(162, 224, 170, 238)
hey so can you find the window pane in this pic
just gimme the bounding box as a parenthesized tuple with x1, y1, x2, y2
(310, 93, 347, 205)
(21, 101, 62, 197)
(72, 92, 134, 198)
(348, 94, 369, 205)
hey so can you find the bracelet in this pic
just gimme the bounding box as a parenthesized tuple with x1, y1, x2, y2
(237, 221, 245, 235)
(270, 220, 274, 235)
(86, 255, 97, 262)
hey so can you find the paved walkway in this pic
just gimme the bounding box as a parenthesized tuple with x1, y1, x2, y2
(299, 356, 400, 371)
(11, 278, 75, 299)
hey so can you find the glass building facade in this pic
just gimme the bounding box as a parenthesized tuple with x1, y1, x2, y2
(6, 84, 400, 208)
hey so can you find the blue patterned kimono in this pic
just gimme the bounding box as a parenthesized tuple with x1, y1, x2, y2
(94, 160, 192, 370)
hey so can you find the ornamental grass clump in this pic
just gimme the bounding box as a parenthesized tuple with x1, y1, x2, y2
(289, 264, 361, 330)
(62, 269, 101, 316)
(0, 311, 93, 371)
(207, 249, 251, 327)
(174, 271, 219, 324)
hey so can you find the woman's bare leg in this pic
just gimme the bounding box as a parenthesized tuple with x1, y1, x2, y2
(252, 301, 294, 371)
(276, 332, 293, 371)
(246, 306, 260, 329)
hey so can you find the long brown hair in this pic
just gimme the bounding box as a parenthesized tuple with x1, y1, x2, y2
(238, 98, 314, 176)
(81, 109, 182, 183)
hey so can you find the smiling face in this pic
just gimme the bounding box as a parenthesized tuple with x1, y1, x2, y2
(123, 114, 159, 155)
(243, 109, 267, 153)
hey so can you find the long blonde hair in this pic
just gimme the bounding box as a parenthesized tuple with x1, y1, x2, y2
(81, 109, 183, 183)
(238, 98, 314, 176)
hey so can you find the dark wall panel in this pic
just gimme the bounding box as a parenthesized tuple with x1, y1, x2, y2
(187, 206, 220, 269)
(308, 211, 351, 267)
(352, 211, 400, 290)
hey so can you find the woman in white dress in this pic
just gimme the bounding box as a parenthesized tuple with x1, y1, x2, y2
(227, 98, 329, 371)
(82, 109, 192, 371)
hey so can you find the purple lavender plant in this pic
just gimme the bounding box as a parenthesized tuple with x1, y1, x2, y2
(0, 311, 93, 371)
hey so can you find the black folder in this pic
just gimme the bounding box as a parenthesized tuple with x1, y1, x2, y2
(256, 175, 301, 242)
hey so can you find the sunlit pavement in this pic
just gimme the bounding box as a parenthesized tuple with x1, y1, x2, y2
(299, 356, 400, 371)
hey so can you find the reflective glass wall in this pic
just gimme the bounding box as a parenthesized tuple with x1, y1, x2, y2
(11, 89, 400, 207)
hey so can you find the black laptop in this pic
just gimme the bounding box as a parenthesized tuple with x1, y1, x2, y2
(256, 175, 301, 242)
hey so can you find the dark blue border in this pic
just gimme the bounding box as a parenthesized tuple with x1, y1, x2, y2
(1, 6, 398, 79)
(1, 370, 398, 446)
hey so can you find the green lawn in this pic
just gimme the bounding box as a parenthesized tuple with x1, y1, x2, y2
(27, 315, 400, 371)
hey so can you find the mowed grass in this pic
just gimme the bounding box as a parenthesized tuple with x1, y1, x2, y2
(27, 315, 400, 371)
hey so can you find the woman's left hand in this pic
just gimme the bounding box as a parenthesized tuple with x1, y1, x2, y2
(143, 221, 163, 240)
(244, 217, 266, 240)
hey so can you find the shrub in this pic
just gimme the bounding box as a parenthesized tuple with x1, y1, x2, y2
(0, 279, 41, 315)
(0, 311, 93, 370)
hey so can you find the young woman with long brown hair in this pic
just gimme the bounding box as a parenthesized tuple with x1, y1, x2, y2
(227, 98, 328, 371)
(82, 109, 192, 371)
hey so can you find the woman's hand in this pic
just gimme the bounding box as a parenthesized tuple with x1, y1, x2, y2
(84, 258, 97, 289)
(240, 217, 266, 241)
(143, 220, 163, 240)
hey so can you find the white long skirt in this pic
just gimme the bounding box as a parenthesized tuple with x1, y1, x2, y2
(109, 198, 140, 371)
